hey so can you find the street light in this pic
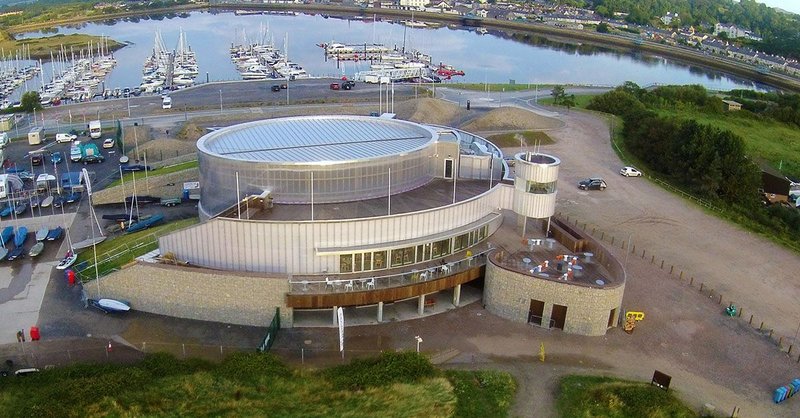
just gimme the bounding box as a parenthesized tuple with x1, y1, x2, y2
(415, 335, 423, 353)
(219, 89, 223, 113)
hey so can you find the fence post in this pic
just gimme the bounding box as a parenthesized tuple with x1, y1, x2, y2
(611, 236, 615, 245)
(790, 345, 794, 355)
(699, 283, 704, 292)
(669, 265, 673, 274)
(182, 343, 186, 358)
(759, 321, 764, 331)
(220, 345, 224, 357)
(738, 307, 743, 317)
(718, 294, 722, 304)
(651, 255, 655, 264)
(660, 260, 664, 269)
(689, 277, 694, 286)
(600, 231, 604, 240)
(749, 314, 753, 325)
(642, 249, 646, 258)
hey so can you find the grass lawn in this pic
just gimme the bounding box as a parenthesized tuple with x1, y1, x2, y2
(655, 108, 800, 178)
(0, 33, 123, 60)
(76, 217, 199, 280)
(486, 131, 555, 147)
(538, 94, 598, 109)
(557, 375, 698, 418)
(0, 351, 516, 418)
(106, 160, 198, 188)
(446, 82, 545, 92)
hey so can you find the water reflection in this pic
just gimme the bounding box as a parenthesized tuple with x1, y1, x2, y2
(7, 10, 766, 99)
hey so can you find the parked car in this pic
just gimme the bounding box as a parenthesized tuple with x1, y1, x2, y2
(65, 192, 82, 203)
(342, 80, 355, 90)
(30, 154, 43, 166)
(82, 154, 105, 164)
(578, 177, 607, 191)
(50, 152, 63, 165)
(619, 166, 643, 177)
(121, 164, 152, 172)
(102, 138, 115, 149)
(280, 83, 288, 89)
(16, 171, 34, 181)
(55, 133, 77, 143)
(329, 83, 340, 90)
(271, 85, 281, 92)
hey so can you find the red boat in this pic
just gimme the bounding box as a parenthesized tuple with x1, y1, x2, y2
(435, 64, 465, 77)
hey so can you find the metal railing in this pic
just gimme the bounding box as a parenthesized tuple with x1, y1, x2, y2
(288, 248, 491, 294)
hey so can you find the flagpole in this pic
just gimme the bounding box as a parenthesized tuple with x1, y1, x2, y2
(310, 171, 314, 221)
(235, 172, 241, 220)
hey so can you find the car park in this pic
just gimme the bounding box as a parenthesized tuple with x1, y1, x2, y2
(578, 177, 607, 191)
(102, 138, 115, 149)
(619, 166, 643, 177)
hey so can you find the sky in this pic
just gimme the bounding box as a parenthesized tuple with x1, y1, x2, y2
(757, 0, 800, 15)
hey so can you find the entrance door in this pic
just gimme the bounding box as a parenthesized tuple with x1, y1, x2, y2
(551, 304, 568, 330)
(444, 159, 454, 179)
(528, 299, 544, 326)
(607, 308, 617, 328)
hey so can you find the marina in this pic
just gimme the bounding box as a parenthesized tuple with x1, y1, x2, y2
(141, 29, 199, 93)
(0, 11, 765, 102)
(230, 24, 309, 80)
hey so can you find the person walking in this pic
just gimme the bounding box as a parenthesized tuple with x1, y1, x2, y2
(19, 329, 25, 342)
(16, 330, 22, 342)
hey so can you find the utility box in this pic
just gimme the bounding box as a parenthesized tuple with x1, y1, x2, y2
(28, 127, 43, 145)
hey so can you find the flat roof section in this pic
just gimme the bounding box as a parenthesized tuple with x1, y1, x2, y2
(230, 178, 502, 222)
(197, 116, 436, 164)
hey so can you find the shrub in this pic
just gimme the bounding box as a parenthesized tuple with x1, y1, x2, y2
(323, 351, 438, 390)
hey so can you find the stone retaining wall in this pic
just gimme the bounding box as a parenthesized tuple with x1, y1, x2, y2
(85, 262, 292, 327)
(484, 260, 624, 336)
(92, 168, 199, 205)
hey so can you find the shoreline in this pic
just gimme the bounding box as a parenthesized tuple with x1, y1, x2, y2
(6, 2, 799, 93)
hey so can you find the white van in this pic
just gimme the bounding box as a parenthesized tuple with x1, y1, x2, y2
(56, 133, 77, 143)
(89, 120, 102, 139)
(162, 96, 172, 109)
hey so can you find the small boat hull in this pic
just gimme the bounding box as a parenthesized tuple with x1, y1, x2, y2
(97, 298, 131, 312)
(36, 227, 49, 241)
(0, 247, 7, 260)
(72, 236, 106, 250)
(13, 227, 27, 247)
(46, 227, 63, 241)
(40, 195, 54, 208)
(28, 242, 44, 257)
(56, 251, 77, 270)
(6, 246, 24, 261)
(1, 226, 13, 245)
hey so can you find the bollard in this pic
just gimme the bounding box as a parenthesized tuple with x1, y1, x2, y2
(583, 223, 587, 231)
(660, 260, 664, 269)
(749, 314, 753, 325)
(718, 294, 722, 304)
(669, 265, 673, 274)
(302, 348, 305, 364)
(574, 219, 578, 226)
(621, 240, 625, 249)
(789, 345, 794, 355)
(690, 277, 694, 285)
(642, 249, 646, 258)
(738, 308, 743, 317)
(632, 244, 636, 254)
(699, 283, 704, 292)
(592, 227, 595, 235)
(600, 231, 604, 240)
(769, 329, 773, 338)
(220, 346, 224, 357)
(182, 343, 186, 358)
(779, 337, 783, 347)
(651, 255, 655, 264)
(611, 236, 615, 245)
(759, 321, 764, 331)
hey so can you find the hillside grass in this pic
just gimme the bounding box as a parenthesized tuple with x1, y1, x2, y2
(106, 160, 198, 188)
(76, 217, 199, 280)
(486, 131, 555, 147)
(653, 108, 800, 177)
(0, 351, 516, 418)
(556, 375, 698, 418)
(0, 33, 123, 60)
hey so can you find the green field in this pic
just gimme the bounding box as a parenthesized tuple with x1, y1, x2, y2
(106, 160, 198, 188)
(538, 94, 597, 109)
(654, 109, 800, 178)
(0, 352, 516, 418)
(557, 375, 697, 418)
(76, 217, 199, 280)
(486, 131, 555, 147)
(0, 33, 123, 60)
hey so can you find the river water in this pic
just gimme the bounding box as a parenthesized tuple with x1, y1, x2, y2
(15, 10, 762, 95)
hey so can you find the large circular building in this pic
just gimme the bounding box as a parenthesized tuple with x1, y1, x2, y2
(197, 116, 454, 217)
(92, 115, 624, 334)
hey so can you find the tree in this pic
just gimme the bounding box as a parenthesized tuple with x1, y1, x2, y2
(551, 85, 566, 105)
(562, 94, 577, 112)
(20, 91, 42, 113)
(596, 22, 611, 33)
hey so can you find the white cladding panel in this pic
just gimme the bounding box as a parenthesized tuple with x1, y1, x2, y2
(515, 162, 559, 183)
(512, 190, 557, 218)
(159, 185, 516, 274)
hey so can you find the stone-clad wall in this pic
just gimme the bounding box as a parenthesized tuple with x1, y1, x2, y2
(84, 262, 292, 327)
(91, 168, 199, 205)
(484, 260, 624, 336)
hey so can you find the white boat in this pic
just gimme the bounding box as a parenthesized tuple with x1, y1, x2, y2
(55, 250, 77, 270)
(40, 195, 54, 208)
(97, 298, 131, 312)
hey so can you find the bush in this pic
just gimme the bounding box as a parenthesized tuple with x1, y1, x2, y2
(218, 352, 291, 381)
(447, 370, 516, 418)
(323, 351, 438, 390)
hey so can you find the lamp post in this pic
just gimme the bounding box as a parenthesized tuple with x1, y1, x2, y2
(415, 335, 423, 353)
(219, 89, 222, 113)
